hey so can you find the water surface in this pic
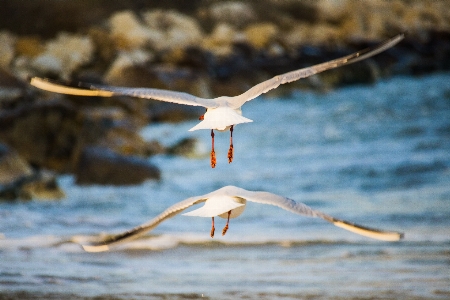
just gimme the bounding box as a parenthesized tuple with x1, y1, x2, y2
(1, 73, 450, 299)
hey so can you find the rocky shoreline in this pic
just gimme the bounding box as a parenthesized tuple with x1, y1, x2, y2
(1, 0, 450, 200)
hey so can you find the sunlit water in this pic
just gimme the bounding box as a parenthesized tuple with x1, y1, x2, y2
(1, 73, 450, 299)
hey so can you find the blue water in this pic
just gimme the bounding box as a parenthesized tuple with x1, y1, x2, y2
(1, 73, 450, 299)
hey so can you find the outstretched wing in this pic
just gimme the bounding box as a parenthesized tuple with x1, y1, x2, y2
(238, 187, 404, 241)
(81, 196, 208, 252)
(229, 33, 404, 109)
(30, 77, 217, 108)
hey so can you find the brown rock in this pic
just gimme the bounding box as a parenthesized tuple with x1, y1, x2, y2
(75, 146, 160, 185)
(202, 23, 244, 57)
(18, 170, 65, 200)
(199, 2, 257, 30)
(244, 23, 278, 49)
(0, 144, 64, 201)
(166, 137, 199, 158)
(104, 49, 154, 85)
(0, 95, 153, 174)
(30, 32, 94, 79)
(109, 10, 160, 50)
(0, 143, 33, 186)
(142, 9, 203, 51)
(0, 98, 79, 172)
(0, 31, 16, 69)
(87, 27, 118, 66)
(15, 36, 45, 58)
(96, 125, 165, 157)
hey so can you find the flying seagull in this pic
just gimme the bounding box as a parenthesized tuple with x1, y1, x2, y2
(30, 34, 404, 168)
(81, 185, 404, 252)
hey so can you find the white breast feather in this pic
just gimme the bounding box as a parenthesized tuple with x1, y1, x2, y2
(189, 107, 253, 131)
(183, 195, 246, 217)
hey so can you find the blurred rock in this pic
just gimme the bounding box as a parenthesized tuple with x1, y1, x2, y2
(0, 98, 79, 172)
(15, 36, 45, 58)
(95, 124, 165, 157)
(142, 9, 203, 51)
(31, 33, 94, 79)
(109, 9, 204, 53)
(74, 103, 162, 161)
(166, 137, 199, 158)
(143, 139, 166, 157)
(0, 170, 65, 201)
(0, 69, 29, 109)
(0, 144, 64, 201)
(87, 27, 117, 66)
(0, 31, 16, 69)
(75, 146, 160, 185)
(316, 0, 350, 23)
(244, 23, 278, 49)
(0, 87, 23, 106)
(17, 170, 65, 200)
(202, 23, 245, 56)
(0, 95, 154, 173)
(0, 143, 33, 185)
(104, 49, 154, 84)
(199, 2, 257, 29)
(109, 10, 162, 50)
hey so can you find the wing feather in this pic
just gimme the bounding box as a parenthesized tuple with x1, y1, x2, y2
(240, 188, 404, 241)
(229, 33, 404, 108)
(30, 77, 216, 108)
(81, 196, 207, 252)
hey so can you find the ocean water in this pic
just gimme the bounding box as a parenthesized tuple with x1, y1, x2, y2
(1, 73, 450, 299)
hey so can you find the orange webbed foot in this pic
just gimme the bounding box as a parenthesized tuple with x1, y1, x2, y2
(222, 210, 231, 236)
(228, 144, 233, 164)
(222, 224, 229, 236)
(210, 129, 216, 168)
(211, 150, 216, 168)
(228, 125, 234, 164)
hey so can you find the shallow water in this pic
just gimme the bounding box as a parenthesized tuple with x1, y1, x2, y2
(1, 73, 450, 299)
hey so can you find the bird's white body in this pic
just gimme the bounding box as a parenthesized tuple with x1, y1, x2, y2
(183, 195, 247, 218)
(189, 106, 253, 131)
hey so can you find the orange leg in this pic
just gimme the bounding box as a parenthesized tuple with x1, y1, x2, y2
(228, 125, 234, 164)
(210, 217, 215, 238)
(222, 210, 231, 236)
(210, 129, 216, 168)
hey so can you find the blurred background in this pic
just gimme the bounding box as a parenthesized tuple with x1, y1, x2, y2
(0, 1, 449, 299)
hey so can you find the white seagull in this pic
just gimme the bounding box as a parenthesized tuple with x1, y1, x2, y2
(81, 185, 404, 252)
(30, 34, 404, 168)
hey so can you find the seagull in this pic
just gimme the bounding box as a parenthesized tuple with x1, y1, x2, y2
(30, 34, 404, 168)
(80, 185, 404, 252)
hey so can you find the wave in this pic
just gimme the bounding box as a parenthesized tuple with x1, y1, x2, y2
(1, 232, 449, 252)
